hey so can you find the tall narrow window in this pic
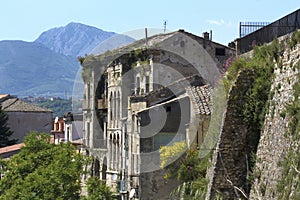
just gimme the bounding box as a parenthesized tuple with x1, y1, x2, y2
(113, 91, 116, 128)
(117, 91, 120, 127)
(109, 134, 113, 169)
(136, 77, 140, 95)
(87, 83, 90, 108)
(110, 92, 113, 123)
(145, 76, 150, 93)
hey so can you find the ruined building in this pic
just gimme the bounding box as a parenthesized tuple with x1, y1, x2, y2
(81, 30, 235, 199)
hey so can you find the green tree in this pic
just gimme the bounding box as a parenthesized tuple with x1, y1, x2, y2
(37, 98, 72, 117)
(0, 132, 85, 200)
(0, 103, 17, 147)
(160, 141, 211, 199)
(83, 176, 115, 200)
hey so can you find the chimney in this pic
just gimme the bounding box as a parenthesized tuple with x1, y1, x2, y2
(202, 32, 209, 40)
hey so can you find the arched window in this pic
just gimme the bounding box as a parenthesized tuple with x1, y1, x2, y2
(94, 158, 100, 177)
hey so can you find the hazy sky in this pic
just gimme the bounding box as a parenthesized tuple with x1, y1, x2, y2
(1, 0, 299, 45)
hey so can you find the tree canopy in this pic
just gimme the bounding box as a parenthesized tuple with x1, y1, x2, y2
(0, 132, 85, 199)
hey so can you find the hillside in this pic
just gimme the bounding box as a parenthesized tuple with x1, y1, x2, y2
(0, 22, 135, 97)
(0, 40, 79, 97)
(35, 22, 116, 57)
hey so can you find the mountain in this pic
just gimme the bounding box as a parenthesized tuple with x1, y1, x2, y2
(0, 40, 79, 97)
(0, 22, 135, 97)
(35, 22, 117, 57)
(90, 33, 135, 55)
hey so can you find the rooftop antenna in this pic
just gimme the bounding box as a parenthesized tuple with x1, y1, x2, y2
(163, 20, 167, 33)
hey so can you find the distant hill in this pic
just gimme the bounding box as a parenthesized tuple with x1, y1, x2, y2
(0, 22, 135, 97)
(0, 40, 79, 97)
(35, 22, 117, 57)
(90, 33, 135, 55)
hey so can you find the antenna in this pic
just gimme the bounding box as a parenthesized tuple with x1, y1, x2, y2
(163, 20, 167, 33)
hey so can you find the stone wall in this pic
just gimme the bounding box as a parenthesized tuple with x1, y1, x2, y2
(249, 39, 300, 199)
(207, 33, 300, 200)
(206, 69, 255, 200)
(140, 170, 181, 200)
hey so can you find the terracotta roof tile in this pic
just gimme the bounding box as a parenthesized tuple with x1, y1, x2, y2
(186, 85, 211, 115)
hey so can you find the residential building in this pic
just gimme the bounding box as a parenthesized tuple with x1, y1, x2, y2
(82, 30, 235, 199)
(0, 94, 53, 143)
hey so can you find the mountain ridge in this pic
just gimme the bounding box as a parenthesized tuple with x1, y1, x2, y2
(35, 22, 116, 57)
(0, 22, 134, 97)
(0, 40, 79, 97)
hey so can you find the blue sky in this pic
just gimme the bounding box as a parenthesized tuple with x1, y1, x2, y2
(1, 0, 299, 45)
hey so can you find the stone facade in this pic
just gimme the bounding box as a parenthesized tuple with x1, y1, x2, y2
(81, 30, 235, 199)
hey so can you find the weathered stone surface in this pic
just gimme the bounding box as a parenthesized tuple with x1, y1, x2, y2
(206, 69, 255, 200)
(249, 41, 300, 200)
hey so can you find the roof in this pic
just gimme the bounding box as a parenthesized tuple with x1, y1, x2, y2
(136, 84, 211, 116)
(83, 29, 234, 67)
(136, 93, 189, 114)
(1, 96, 52, 113)
(0, 143, 24, 158)
(0, 94, 9, 100)
(186, 85, 211, 115)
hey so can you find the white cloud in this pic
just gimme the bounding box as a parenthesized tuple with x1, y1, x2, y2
(207, 19, 232, 27)
(207, 19, 224, 25)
